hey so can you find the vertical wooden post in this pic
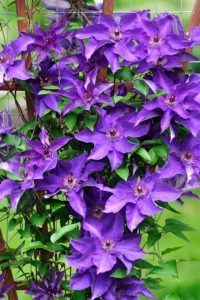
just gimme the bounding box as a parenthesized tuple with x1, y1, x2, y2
(16, 0, 35, 120)
(98, 0, 115, 82)
(0, 231, 18, 300)
(188, 0, 200, 32)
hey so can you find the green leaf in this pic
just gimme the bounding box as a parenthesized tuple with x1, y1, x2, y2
(65, 113, 77, 131)
(148, 89, 168, 100)
(157, 202, 180, 214)
(43, 85, 60, 90)
(110, 268, 127, 278)
(50, 223, 79, 243)
(116, 67, 133, 81)
(116, 166, 129, 181)
(3, 134, 26, 150)
(161, 246, 183, 256)
(164, 294, 180, 300)
(149, 148, 158, 165)
(134, 80, 149, 95)
(136, 148, 151, 162)
(25, 241, 48, 251)
(145, 277, 163, 290)
(153, 144, 169, 159)
(163, 219, 195, 242)
(31, 213, 46, 228)
(147, 229, 162, 247)
(149, 260, 178, 278)
(84, 114, 97, 131)
(135, 260, 155, 269)
(38, 90, 53, 95)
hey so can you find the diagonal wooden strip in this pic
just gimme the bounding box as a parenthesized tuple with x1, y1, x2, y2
(98, 0, 115, 82)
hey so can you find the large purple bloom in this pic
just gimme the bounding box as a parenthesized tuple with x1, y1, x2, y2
(159, 135, 200, 183)
(63, 79, 113, 114)
(37, 153, 104, 217)
(18, 127, 71, 172)
(135, 71, 200, 138)
(0, 160, 46, 211)
(70, 267, 153, 300)
(135, 13, 191, 68)
(0, 35, 34, 85)
(104, 174, 182, 231)
(76, 110, 149, 170)
(67, 214, 145, 273)
(0, 272, 13, 299)
(26, 268, 64, 300)
(24, 21, 71, 61)
(76, 12, 148, 72)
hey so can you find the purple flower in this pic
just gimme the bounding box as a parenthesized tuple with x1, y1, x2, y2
(75, 110, 149, 170)
(63, 79, 113, 114)
(103, 277, 154, 300)
(18, 127, 71, 172)
(0, 160, 47, 211)
(0, 35, 34, 85)
(26, 268, 64, 300)
(135, 71, 200, 138)
(37, 153, 104, 217)
(24, 21, 71, 61)
(67, 214, 145, 273)
(0, 272, 13, 299)
(159, 135, 200, 183)
(76, 12, 149, 72)
(70, 267, 154, 300)
(135, 13, 191, 67)
(104, 174, 182, 231)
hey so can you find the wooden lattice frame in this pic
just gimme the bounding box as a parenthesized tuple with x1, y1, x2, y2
(0, 0, 200, 299)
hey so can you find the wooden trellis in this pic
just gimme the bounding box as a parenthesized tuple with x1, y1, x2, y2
(0, 0, 200, 299)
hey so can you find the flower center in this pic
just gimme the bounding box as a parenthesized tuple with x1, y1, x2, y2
(92, 206, 103, 219)
(157, 57, 167, 65)
(181, 151, 194, 164)
(84, 91, 92, 102)
(110, 28, 122, 41)
(134, 178, 147, 197)
(45, 38, 52, 45)
(102, 239, 115, 251)
(43, 146, 52, 157)
(149, 35, 162, 47)
(164, 95, 177, 106)
(106, 128, 120, 140)
(184, 31, 191, 41)
(0, 55, 10, 64)
(40, 76, 49, 86)
(63, 174, 78, 189)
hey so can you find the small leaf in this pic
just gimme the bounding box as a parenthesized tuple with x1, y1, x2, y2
(25, 241, 47, 251)
(134, 80, 149, 95)
(164, 294, 180, 300)
(43, 85, 60, 90)
(116, 166, 129, 181)
(65, 113, 77, 131)
(153, 144, 169, 158)
(31, 213, 46, 228)
(3, 134, 26, 150)
(149, 260, 178, 278)
(136, 148, 151, 162)
(161, 246, 183, 256)
(50, 223, 79, 243)
(147, 229, 162, 247)
(148, 89, 168, 100)
(38, 90, 53, 95)
(84, 114, 97, 131)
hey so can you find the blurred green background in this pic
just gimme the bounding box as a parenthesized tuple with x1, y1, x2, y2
(0, 0, 200, 299)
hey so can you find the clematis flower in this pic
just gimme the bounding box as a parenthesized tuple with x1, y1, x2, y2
(0, 160, 47, 211)
(37, 153, 104, 217)
(135, 13, 192, 67)
(26, 268, 64, 300)
(24, 21, 71, 61)
(104, 174, 182, 231)
(63, 79, 113, 114)
(0, 35, 34, 85)
(76, 12, 149, 72)
(0, 272, 14, 299)
(67, 213, 145, 273)
(18, 127, 71, 172)
(159, 135, 200, 183)
(70, 267, 154, 300)
(135, 71, 200, 138)
(75, 111, 149, 170)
